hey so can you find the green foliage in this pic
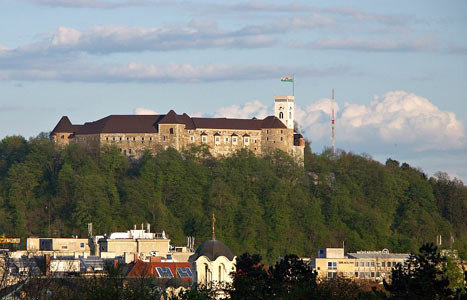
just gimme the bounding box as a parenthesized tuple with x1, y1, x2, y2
(0, 136, 466, 263)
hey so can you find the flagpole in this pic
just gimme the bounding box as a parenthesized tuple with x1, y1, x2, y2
(293, 74, 295, 96)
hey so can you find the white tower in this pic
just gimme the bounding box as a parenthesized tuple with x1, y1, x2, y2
(274, 95, 295, 130)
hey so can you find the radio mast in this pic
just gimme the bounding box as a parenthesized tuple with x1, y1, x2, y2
(331, 88, 335, 155)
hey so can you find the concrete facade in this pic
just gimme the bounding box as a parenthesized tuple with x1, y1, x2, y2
(312, 248, 410, 282)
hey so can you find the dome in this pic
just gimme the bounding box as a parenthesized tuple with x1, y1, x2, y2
(192, 240, 234, 261)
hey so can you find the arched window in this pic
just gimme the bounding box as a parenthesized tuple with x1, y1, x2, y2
(204, 264, 209, 285)
(279, 112, 284, 119)
(218, 265, 222, 282)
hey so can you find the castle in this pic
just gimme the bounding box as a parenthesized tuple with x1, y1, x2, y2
(50, 95, 305, 161)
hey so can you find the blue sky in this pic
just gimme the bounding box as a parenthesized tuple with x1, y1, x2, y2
(0, 0, 466, 180)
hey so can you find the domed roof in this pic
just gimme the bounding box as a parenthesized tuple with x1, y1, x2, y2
(192, 239, 234, 261)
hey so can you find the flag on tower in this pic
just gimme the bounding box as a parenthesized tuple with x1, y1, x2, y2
(281, 76, 294, 82)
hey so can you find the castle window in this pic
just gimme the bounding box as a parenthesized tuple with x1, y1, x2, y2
(169, 128, 174, 134)
(149, 137, 152, 141)
(244, 137, 249, 145)
(190, 136, 195, 143)
(119, 137, 122, 141)
(129, 149, 132, 154)
(280, 130, 283, 134)
(133, 137, 136, 141)
(112, 137, 115, 141)
(254, 139, 257, 143)
(215, 136, 220, 145)
(279, 112, 284, 119)
(106, 136, 109, 141)
(141, 137, 145, 143)
(232, 137, 238, 145)
(127, 137, 130, 141)
(266, 130, 269, 134)
(266, 137, 269, 141)
(280, 137, 283, 141)
(163, 136, 167, 141)
(225, 137, 229, 142)
(202, 135, 207, 143)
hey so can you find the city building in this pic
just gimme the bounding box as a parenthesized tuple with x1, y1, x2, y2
(312, 247, 410, 282)
(50, 95, 305, 162)
(189, 216, 236, 287)
(126, 257, 192, 282)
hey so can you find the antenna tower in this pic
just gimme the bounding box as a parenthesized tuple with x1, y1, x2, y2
(331, 88, 335, 155)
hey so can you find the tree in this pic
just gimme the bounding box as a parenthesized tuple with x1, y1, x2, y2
(384, 243, 453, 300)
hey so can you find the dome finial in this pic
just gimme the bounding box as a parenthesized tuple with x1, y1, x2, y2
(212, 213, 216, 240)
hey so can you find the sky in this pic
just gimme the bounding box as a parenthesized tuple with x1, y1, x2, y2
(0, 0, 466, 181)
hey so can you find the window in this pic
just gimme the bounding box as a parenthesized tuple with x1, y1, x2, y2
(382, 262, 385, 267)
(289, 111, 292, 119)
(280, 137, 283, 141)
(327, 272, 337, 279)
(266, 130, 269, 134)
(119, 137, 122, 141)
(163, 136, 167, 141)
(133, 137, 136, 141)
(123, 150, 127, 155)
(215, 136, 220, 145)
(149, 137, 152, 141)
(170, 128, 174, 134)
(202, 135, 207, 143)
(355, 262, 359, 267)
(371, 272, 375, 278)
(244, 137, 249, 145)
(129, 149, 132, 154)
(254, 139, 257, 144)
(279, 112, 284, 119)
(232, 137, 238, 145)
(355, 272, 359, 278)
(366, 262, 370, 267)
(327, 262, 337, 270)
(266, 137, 269, 141)
(127, 137, 130, 141)
(225, 137, 229, 142)
(376, 272, 380, 277)
(280, 130, 283, 134)
(80, 243, 84, 248)
(61, 135, 64, 139)
(190, 136, 195, 142)
(371, 262, 375, 267)
(112, 137, 115, 141)
(141, 137, 145, 143)
(106, 137, 109, 141)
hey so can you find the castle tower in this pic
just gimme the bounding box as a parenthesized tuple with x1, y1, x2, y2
(274, 95, 294, 130)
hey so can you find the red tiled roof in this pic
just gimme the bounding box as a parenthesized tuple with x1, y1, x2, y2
(127, 261, 192, 281)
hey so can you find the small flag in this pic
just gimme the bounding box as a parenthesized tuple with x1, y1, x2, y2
(281, 76, 294, 82)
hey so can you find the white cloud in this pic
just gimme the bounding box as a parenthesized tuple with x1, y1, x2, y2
(25, 0, 164, 8)
(297, 91, 465, 152)
(214, 100, 269, 119)
(134, 107, 158, 115)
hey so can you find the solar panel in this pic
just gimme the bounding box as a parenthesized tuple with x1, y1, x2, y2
(156, 267, 174, 278)
(177, 267, 193, 278)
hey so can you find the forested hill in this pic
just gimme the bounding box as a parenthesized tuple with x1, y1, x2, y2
(0, 135, 466, 262)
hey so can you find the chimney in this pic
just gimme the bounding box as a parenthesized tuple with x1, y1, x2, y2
(45, 254, 51, 276)
(146, 223, 151, 233)
(150, 256, 161, 263)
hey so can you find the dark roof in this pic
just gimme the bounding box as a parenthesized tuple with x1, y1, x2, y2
(51, 116, 74, 133)
(52, 111, 287, 135)
(191, 240, 234, 261)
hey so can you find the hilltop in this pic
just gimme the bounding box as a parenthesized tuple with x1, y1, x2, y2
(0, 134, 465, 263)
